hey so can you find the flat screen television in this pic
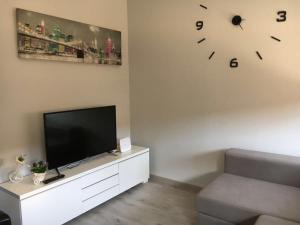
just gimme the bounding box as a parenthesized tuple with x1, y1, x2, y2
(44, 106, 117, 170)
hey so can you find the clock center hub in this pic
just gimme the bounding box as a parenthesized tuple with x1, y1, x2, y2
(232, 15, 242, 26)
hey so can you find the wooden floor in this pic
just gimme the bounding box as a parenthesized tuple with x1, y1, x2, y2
(67, 179, 198, 225)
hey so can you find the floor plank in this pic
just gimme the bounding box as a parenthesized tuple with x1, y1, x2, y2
(67, 180, 198, 225)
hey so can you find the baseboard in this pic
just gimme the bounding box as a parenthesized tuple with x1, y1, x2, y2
(150, 174, 202, 193)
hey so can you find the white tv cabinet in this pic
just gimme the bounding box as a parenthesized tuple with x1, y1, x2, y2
(0, 146, 149, 225)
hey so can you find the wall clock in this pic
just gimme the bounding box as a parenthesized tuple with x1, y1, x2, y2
(196, 4, 287, 68)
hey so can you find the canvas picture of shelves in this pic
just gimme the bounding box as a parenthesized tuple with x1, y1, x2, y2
(16, 8, 122, 65)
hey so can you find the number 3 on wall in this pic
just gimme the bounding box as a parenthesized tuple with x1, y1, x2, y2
(277, 11, 287, 22)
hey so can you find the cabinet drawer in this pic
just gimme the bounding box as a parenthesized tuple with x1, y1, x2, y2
(81, 174, 119, 201)
(81, 185, 119, 213)
(79, 164, 118, 188)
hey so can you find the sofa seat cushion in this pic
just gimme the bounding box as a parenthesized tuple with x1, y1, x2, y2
(197, 173, 300, 224)
(255, 216, 300, 225)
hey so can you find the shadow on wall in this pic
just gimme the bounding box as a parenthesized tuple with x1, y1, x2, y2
(147, 147, 227, 187)
(187, 149, 228, 186)
(185, 149, 227, 186)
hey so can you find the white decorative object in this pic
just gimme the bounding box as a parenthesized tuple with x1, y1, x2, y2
(119, 137, 131, 153)
(9, 166, 24, 184)
(9, 154, 28, 183)
(0, 146, 149, 225)
(32, 173, 46, 185)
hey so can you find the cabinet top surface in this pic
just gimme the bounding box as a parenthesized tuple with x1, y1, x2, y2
(0, 146, 149, 200)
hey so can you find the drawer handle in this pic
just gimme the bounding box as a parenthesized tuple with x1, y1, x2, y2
(81, 174, 118, 190)
(82, 184, 119, 203)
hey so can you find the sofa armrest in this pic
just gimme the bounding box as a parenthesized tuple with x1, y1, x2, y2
(225, 148, 300, 188)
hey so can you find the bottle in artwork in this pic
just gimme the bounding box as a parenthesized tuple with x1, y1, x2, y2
(41, 19, 45, 35)
(105, 38, 113, 58)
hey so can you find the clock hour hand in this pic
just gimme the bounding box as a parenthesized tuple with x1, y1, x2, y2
(239, 24, 244, 30)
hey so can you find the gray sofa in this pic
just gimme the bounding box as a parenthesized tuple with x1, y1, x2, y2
(197, 149, 300, 225)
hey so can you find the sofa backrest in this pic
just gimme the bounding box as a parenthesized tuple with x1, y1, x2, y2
(225, 148, 300, 188)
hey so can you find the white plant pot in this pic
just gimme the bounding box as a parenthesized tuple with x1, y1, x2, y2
(33, 172, 46, 185)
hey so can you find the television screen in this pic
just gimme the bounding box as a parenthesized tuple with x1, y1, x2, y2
(44, 106, 117, 169)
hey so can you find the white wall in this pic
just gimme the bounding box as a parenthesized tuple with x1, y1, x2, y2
(0, 0, 129, 182)
(128, 0, 300, 187)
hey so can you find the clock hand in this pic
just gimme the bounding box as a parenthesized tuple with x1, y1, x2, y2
(239, 24, 244, 30)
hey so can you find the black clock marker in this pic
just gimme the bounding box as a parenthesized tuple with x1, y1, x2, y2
(200, 4, 208, 10)
(197, 38, 206, 44)
(256, 51, 263, 60)
(271, 36, 281, 42)
(209, 51, 215, 60)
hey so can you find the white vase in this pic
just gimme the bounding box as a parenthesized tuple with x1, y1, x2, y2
(9, 165, 24, 183)
(33, 172, 46, 185)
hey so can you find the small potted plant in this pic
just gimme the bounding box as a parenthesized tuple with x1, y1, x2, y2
(31, 161, 47, 185)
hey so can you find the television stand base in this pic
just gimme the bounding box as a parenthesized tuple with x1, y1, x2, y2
(109, 149, 119, 156)
(66, 161, 81, 169)
(43, 168, 65, 184)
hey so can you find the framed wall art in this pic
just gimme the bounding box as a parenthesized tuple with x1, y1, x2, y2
(16, 8, 122, 65)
